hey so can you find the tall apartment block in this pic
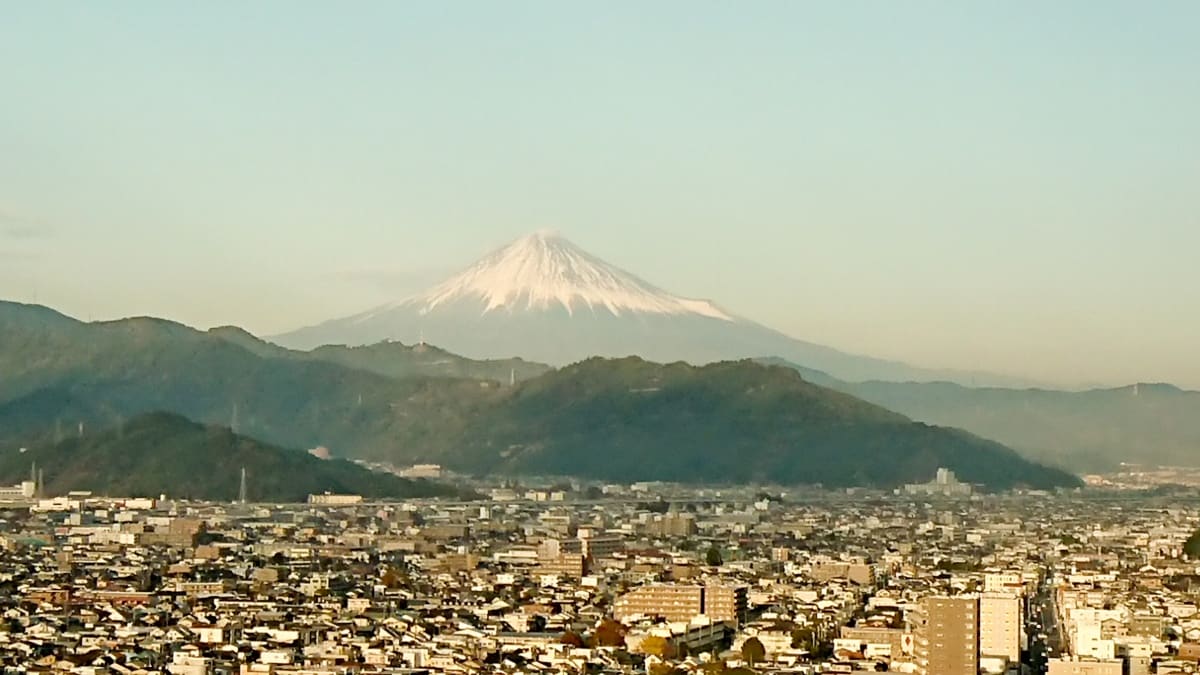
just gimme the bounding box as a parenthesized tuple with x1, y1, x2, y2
(913, 596, 979, 675)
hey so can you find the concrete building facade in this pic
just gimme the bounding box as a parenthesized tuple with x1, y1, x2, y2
(980, 592, 1022, 662)
(914, 596, 978, 675)
(613, 583, 748, 625)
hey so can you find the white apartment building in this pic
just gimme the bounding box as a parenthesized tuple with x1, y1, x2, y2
(980, 592, 1022, 662)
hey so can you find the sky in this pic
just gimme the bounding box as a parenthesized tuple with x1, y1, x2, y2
(1, 2, 1198, 388)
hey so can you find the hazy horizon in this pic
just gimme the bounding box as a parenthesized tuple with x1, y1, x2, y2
(2, 2, 1198, 388)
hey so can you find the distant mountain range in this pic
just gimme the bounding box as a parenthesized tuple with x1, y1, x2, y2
(0, 300, 1076, 490)
(210, 325, 551, 383)
(274, 231, 1032, 386)
(0, 412, 463, 502)
(762, 358, 1200, 472)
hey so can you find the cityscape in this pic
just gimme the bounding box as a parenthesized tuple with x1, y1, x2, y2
(1, 469, 1199, 674)
(3, 2, 1199, 675)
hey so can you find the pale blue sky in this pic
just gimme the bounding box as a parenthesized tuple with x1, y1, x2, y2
(1, 2, 1198, 387)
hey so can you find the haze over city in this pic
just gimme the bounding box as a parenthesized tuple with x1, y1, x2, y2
(3, 1, 1199, 388)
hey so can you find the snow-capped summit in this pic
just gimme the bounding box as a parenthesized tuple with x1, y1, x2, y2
(389, 230, 732, 321)
(273, 231, 1019, 384)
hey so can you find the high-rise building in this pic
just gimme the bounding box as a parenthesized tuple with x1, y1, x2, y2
(913, 596, 978, 675)
(904, 467, 973, 496)
(980, 592, 1022, 662)
(537, 553, 587, 579)
(702, 584, 748, 624)
(613, 583, 747, 625)
(542, 530, 625, 561)
(577, 528, 625, 559)
(614, 584, 703, 623)
(810, 561, 875, 585)
(644, 511, 698, 537)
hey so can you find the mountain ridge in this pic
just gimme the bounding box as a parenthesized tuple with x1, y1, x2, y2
(0, 411, 465, 502)
(0, 300, 1077, 490)
(435, 357, 1080, 489)
(760, 357, 1200, 472)
(207, 324, 552, 383)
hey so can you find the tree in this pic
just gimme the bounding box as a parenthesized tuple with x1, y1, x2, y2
(706, 545, 723, 567)
(741, 636, 766, 665)
(1185, 529, 1200, 559)
(641, 635, 676, 659)
(560, 631, 585, 647)
(593, 619, 627, 647)
(529, 614, 547, 633)
(642, 500, 671, 514)
(791, 627, 814, 650)
(380, 568, 404, 588)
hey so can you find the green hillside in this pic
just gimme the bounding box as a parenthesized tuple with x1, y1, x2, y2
(0, 301, 1081, 490)
(444, 358, 1081, 489)
(0, 412, 462, 502)
(0, 301, 500, 462)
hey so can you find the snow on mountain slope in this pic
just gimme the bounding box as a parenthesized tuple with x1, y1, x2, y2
(273, 232, 1034, 386)
(363, 230, 732, 321)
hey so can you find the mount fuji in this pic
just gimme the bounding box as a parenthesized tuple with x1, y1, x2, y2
(275, 231, 1011, 384)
